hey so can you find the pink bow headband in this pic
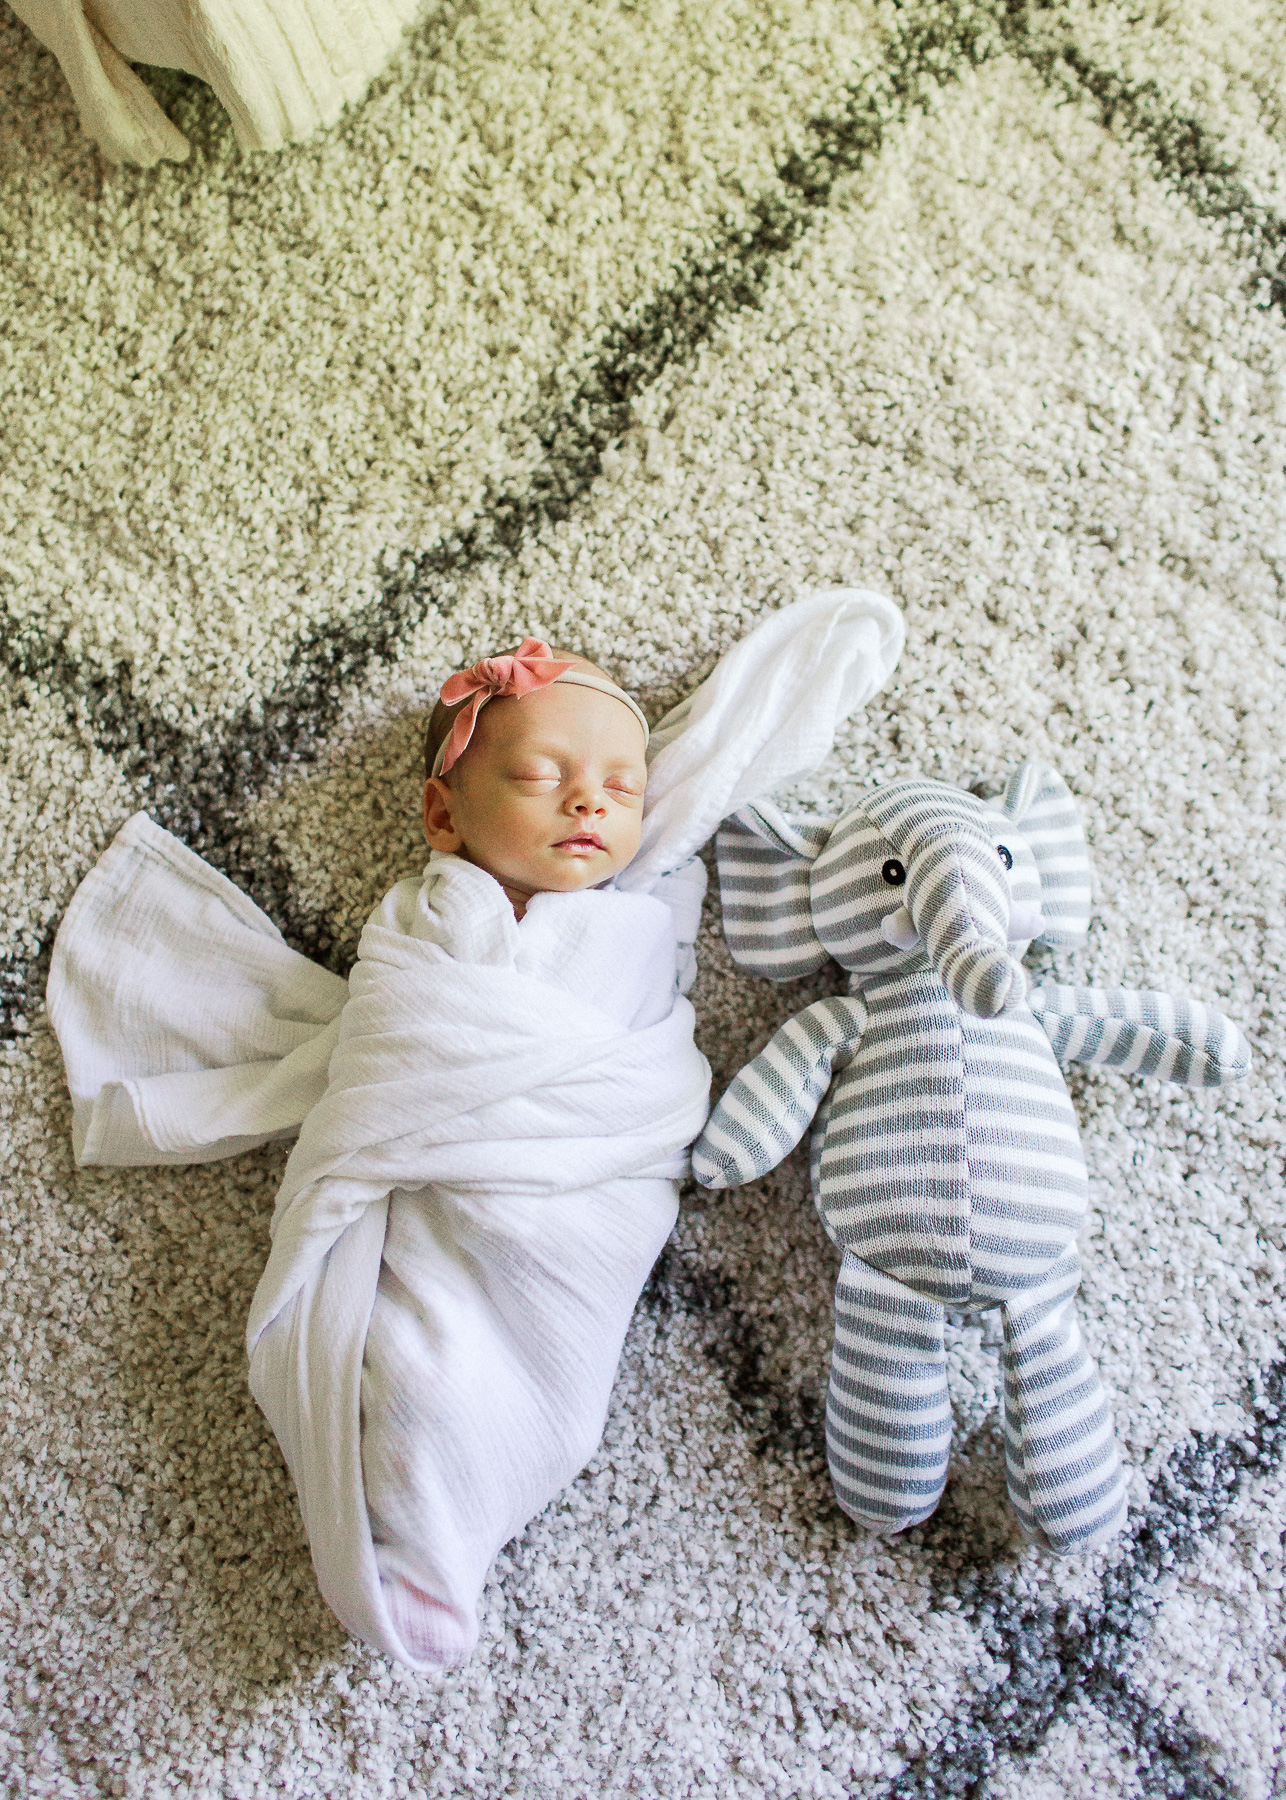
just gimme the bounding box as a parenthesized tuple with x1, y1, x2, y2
(430, 638, 650, 778)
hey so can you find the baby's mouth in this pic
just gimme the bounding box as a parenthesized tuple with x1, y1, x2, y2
(555, 832, 606, 852)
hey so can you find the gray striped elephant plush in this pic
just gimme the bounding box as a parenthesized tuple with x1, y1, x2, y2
(693, 764, 1250, 1555)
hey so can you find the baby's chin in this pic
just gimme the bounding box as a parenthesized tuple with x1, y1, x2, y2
(459, 846, 629, 896)
(532, 850, 627, 891)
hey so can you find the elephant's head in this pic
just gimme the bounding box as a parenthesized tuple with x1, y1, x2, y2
(717, 763, 1092, 1018)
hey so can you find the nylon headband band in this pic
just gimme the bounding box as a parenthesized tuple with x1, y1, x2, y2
(430, 670, 649, 780)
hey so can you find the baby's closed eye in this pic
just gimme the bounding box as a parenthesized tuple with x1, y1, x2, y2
(509, 764, 562, 789)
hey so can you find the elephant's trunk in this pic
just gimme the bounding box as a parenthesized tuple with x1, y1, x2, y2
(906, 830, 1026, 1018)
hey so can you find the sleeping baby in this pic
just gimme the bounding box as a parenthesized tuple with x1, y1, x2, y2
(360, 641, 709, 1663)
(48, 591, 903, 1669)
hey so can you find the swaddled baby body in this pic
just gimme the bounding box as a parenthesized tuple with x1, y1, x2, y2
(47, 591, 905, 1668)
(361, 642, 698, 1661)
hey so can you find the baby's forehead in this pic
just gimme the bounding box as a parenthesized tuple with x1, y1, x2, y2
(476, 676, 645, 757)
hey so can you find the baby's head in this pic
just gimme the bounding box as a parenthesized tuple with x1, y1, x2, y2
(423, 640, 649, 916)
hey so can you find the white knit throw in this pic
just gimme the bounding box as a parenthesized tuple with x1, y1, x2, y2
(10, 0, 421, 164)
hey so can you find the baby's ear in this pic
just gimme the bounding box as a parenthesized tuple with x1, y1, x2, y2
(716, 802, 831, 980)
(985, 762, 1092, 942)
(423, 777, 465, 854)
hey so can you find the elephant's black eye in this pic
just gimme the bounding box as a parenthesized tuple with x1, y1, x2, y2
(996, 844, 1013, 870)
(881, 858, 906, 886)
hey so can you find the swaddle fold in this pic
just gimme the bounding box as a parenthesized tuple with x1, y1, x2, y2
(250, 855, 709, 1665)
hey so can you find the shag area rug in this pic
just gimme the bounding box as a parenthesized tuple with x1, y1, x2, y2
(3, 1, 1286, 1794)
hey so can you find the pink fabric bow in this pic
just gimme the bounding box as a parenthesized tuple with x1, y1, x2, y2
(436, 639, 575, 775)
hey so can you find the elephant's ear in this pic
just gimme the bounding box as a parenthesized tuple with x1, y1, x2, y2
(986, 762, 1092, 942)
(716, 802, 832, 980)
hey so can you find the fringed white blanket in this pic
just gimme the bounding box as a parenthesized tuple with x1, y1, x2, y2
(48, 589, 903, 1668)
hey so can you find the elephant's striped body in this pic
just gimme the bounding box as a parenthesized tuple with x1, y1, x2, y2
(815, 970, 1087, 1301)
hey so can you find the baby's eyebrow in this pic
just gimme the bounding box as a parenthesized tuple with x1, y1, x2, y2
(506, 743, 564, 762)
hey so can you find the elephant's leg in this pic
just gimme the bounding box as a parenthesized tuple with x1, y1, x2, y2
(826, 1252, 952, 1533)
(999, 1250, 1128, 1553)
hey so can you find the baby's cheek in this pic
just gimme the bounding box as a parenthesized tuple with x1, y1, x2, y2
(611, 821, 645, 871)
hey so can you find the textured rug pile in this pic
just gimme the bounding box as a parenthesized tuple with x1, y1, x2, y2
(3, 1, 1285, 1794)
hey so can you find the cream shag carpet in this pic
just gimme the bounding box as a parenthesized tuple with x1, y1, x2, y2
(3, 1, 1286, 1794)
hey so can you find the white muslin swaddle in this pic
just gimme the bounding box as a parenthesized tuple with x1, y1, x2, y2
(47, 589, 903, 1668)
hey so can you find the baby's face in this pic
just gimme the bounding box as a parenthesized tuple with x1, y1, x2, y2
(423, 680, 647, 912)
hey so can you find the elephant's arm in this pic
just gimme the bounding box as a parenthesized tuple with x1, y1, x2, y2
(692, 996, 867, 1189)
(1027, 984, 1251, 1087)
